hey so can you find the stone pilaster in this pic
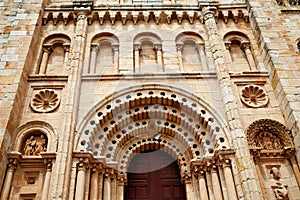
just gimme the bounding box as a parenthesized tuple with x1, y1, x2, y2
(201, 6, 263, 199)
(50, 6, 90, 199)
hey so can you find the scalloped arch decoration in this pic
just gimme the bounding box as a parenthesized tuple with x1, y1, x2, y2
(75, 84, 231, 173)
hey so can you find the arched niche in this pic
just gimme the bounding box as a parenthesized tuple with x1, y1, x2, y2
(89, 32, 119, 74)
(175, 31, 207, 71)
(75, 84, 232, 175)
(38, 34, 71, 75)
(224, 31, 256, 71)
(14, 121, 57, 155)
(246, 119, 300, 199)
(133, 32, 163, 72)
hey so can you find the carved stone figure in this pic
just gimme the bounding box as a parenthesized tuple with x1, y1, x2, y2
(23, 134, 47, 156)
(273, 183, 289, 200)
(270, 167, 281, 180)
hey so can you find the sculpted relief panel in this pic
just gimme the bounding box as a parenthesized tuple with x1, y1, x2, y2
(23, 134, 47, 156)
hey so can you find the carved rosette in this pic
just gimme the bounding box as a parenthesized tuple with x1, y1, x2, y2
(240, 85, 268, 108)
(30, 89, 60, 113)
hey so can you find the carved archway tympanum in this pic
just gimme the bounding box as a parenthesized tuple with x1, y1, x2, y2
(76, 84, 231, 176)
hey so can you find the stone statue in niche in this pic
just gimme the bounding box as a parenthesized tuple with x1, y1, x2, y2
(23, 134, 47, 156)
(253, 132, 283, 150)
(270, 166, 281, 180)
(272, 183, 289, 200)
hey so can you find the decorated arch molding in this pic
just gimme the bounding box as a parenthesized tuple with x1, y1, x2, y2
(43, 33, 71, 46)
(246, 119, 294, 151)
(176, 31, 204, 44)
(75, 84, 232, 174)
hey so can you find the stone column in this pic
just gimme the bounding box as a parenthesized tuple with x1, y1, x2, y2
(51, 9, 90, 199)
(224, 42, 232, 63)
(103, 168, 114, 200)
(195, 167, 209, 200)
(154, 43, 163, 71)
(112, 43, 119, 73)
(182, 173, 193, 200)
(221, 159, 237, 200)
(209, 163, 223, 200)
(205, 171, 215, 200)
(63, 43, 70, 74)
(117, 173, 126, 200)
(134, 43, 141, 72)
(90, 165, 99, 200)
(176, 42, 184, 72)
(0, 158, 18, 200)
(196, 42, 208, 71)
(289, 156, 300, 187)
(241, 42, 256, 70)
(39, 44, 53, 74)
(41, 159, 53, 200)
(74, 158, 89, 200)
(202, 6, 262, 199)
(89, 43, 98, 74)
(98, 171, 104, 200)
(253, 158, 268, 200)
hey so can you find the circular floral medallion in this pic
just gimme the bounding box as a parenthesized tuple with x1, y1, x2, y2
(240, 85, 268, 108)
(30, 89, 60, 113)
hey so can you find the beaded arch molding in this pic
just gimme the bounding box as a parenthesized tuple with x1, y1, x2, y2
(75, 84, 232, 174)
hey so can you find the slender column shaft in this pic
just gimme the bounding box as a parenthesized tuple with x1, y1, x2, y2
(103, 169, 114, 200)
(41, 161, 53, 200)
(225, 43, 232, 63)
(0, 159, 17, 200)
(242, 43, 256, 70)
(155, 44, 163, 71)
(75, 168, 86, 200)
(197, 43, 208, 71)
(63, 43, 70, 74)
(134, 44, 141, 73)
(206, 172, 215, 200)
(89, 44, 98, 74)
(112, 44, 119, 73)
(222, 160, 237, 200)
(39, 45, 52, 74)
(98, 173, 104, 200)
(90, 168, 99, 200)
(198, 172, 209, 200)
(254, 160, 268, 200)
(289, 157, 300, 187)
(176, 43, 184, 72)
(211, 166, 223, 200)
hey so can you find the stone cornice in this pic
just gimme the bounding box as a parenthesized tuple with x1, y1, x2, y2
(42, 7, 249, 25)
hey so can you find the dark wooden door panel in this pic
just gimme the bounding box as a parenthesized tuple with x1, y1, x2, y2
(125, 150, 186, 200)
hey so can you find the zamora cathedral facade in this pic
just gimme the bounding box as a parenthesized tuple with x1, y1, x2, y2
(1, 0, 300, 199)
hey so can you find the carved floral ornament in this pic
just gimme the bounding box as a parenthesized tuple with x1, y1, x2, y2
(30, 89, 60, 113)
(246, 119, 294, 151)
(240, 85, 269, 108)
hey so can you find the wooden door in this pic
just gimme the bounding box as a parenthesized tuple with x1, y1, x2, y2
(125, 150, 186, 200)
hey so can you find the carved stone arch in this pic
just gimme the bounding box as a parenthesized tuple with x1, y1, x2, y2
(246, 119, 294, 150)
(91, 32, 119, 45)
(14, 121, 57, 154)
(75, 84, 232, 175)
(175, 31, 204, 44)
(133, 32, 162, 44)
(223, 31, 250, 44)
(43, 33, 71, 46)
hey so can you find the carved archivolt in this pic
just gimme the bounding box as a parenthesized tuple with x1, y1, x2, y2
(240, 85, 268, 108)
(30, 89, 60, 113)
(246, 119, 294, 151)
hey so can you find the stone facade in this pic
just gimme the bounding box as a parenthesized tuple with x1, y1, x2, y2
(0, 0, 300, 199)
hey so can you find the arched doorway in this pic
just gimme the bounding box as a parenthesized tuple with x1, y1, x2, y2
(125, 150, 186, 200)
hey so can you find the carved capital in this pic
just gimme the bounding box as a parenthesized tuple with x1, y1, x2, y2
(43, 45, 53, 54)
(202, 7, 217, 23)
(241, 42, 251, 51)
(63, 43, 71, 52)
(112, 43, 119, 52)
(7, 158, 18, 172)
(154, 43, 162, 51)
(176, 42, 183, 51)
(133, 43, 141, 51)
(196, 42, 205, 51)
(104, 168, 115, 179)
(225, 42, 231, 50)
(77, 157, 89, 171)
(194, 165, 206, 179)
(181, 171, 192, 183)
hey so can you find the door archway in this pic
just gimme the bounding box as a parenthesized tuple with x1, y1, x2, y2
(125, 149, 186, 200)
